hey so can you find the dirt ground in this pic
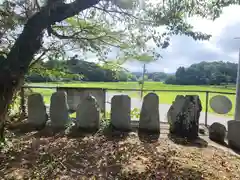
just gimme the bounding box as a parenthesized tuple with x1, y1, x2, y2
(1, 122, 240, 180)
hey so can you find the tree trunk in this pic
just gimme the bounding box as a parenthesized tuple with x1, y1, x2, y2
(0, 77, 16, 141)
(0, 0, 100, 140)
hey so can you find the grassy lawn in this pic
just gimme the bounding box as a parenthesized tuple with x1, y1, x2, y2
(26, 82, 236, 117)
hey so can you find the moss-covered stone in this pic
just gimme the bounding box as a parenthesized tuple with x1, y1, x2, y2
(168, 95, 202, 139)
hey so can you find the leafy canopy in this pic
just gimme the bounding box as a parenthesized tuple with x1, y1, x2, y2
(165, 61, 238, 85)
(1, 0, 239, 63)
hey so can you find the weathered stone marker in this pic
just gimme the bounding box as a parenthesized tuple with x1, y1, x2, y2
(167, 95, 202, 139)
(209, 122, 226, 143)
(139, 93, 160, 133)
(56, 87, 106, 113)
(228, 120, 240, 150)
(50, 91, 70, 128)
(27, 93, 48, 128)
(76, 95, 100, 130)
(111, 95, 131, 131)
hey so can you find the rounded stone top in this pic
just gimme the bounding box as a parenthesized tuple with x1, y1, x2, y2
(210, 95, 232, 114)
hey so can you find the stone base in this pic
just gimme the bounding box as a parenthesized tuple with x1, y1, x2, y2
(110, 123, 131, 132)
(138, 127, 160, 134)
(78, 126, 99, 133)
(28, 122, 46, 131)
(228, 120, 240, 151)
(50, 120, 72, 130)
(169, 120, 199, 140)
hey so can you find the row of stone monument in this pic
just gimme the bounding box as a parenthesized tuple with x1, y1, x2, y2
(27, 90, 240, 151)
(27, 91, 162, 132)
(27, 91, 204, 137)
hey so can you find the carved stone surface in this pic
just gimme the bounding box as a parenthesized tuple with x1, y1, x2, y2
(50, 91, 70, 128)
(167, 95, 202, 139)
(56, 88, 106, 113)
(210, 95, 232, 114)
(228, 120, 240, 150)
(110, 95, 131, 131)
(139, 93, 160, 133)
(76, 95, 100, 130)
(27, 93, 48, 128)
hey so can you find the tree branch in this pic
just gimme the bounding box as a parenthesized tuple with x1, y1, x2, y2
(6, 0, 100, 74)
(93, 5, 136, 19)
(30, 50, 47, 68)
(49, 27, 83, 39)
(49, 25, 122, 48)
(93, 5, 156, 25)
(47, 0, 100, 25)
(49, 26, 110, 41)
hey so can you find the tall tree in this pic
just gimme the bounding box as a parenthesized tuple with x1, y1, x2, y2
(0, 0, 238, 139)
(165, 61, 238, 85)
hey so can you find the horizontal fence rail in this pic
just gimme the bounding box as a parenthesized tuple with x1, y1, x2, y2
(22, 85, 236, 95)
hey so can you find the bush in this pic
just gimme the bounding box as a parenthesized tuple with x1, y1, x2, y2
(25, 73, 52, 82)
(8, 88, 33, 120)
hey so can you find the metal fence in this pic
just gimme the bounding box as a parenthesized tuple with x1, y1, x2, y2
(20, 85, 236, 127)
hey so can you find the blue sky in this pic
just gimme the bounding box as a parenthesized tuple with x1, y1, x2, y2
(99, 5, 240, 73)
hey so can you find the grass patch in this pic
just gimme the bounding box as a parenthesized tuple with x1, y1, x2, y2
(28, 81, 140, 89)
(30, 88, 56, 104)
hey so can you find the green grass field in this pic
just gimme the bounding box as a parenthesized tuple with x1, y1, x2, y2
(26, 82, 236, 117)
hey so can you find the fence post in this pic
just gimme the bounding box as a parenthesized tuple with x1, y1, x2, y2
(205, 91, 209, 127)
(20, 87, 26, 118)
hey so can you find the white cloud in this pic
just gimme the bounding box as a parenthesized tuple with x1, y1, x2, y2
(122, 5, 240, 73)
(80, 4, 240, 73)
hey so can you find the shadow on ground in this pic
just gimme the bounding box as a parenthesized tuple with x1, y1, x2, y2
(168, 134, 208, 148)
(0, 121, 211, 180)
(138, 130, 160, 143)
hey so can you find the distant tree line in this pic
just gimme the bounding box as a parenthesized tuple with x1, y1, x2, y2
(25, 56, 138, 83)
(165, 61, 237, 85)
(26, 54, 174, 83)
(27, 59, 236, 85)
